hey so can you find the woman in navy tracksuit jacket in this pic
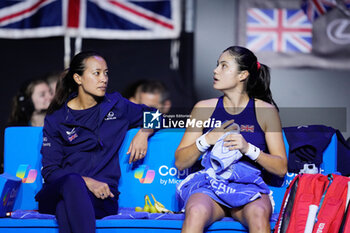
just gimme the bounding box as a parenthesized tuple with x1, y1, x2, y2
(35, 51, 155, 233)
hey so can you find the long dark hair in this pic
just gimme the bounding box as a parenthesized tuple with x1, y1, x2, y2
(223, 46, 278, 109)
(47, 51, 104, 114)
(7, 79, 48, 126)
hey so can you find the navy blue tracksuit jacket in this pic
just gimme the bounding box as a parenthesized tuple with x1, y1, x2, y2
(40, 92, 154, 192)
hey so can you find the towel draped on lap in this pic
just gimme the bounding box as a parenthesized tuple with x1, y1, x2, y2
(177, 132, 270, 209)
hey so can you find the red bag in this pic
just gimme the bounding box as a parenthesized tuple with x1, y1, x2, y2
(339, 201, 350, 233)
(313, 174, 350, 233)
(274, 174, 350, 233)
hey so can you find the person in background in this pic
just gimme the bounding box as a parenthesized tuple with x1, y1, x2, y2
(7, 79, 53, 127)
(124, 79, 172, 114)
(46, 70, 67, 97)
(35, 51, 155, 233)
(175, 46, 287, 233)
(123, 79, 146, 104)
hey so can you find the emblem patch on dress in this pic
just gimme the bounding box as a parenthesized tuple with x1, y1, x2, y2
(240, 125, 254, 132)
(66, 128, 78, 142)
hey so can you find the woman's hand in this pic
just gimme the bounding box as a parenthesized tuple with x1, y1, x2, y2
(127, 128, 153, 164)
(82, 176, 114, 199)
(223, 133, 249, 154)
(205, 120, 237, 145)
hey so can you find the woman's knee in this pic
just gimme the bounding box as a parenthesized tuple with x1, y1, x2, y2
(184, 194, 225, 224)
(244, 205, 270, 229)
(245, 195, 271, 219)
(252, 206, 269, 220)
(186, 202, 211, 220)
(60, 173, 86, 190)
(183, 203, 212, 231)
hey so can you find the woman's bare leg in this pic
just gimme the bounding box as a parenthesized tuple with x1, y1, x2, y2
(181, 193, 226, 233)
(230, 194, 272, 233)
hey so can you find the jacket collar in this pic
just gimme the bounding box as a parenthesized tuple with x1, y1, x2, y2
(62, 93, 121, 127)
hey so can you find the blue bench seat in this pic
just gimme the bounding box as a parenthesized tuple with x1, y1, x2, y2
(0, 127, 338, 232)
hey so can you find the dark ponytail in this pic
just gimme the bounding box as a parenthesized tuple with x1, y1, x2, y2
(223, 46, 278, 109)
(47, 51, 103, 114)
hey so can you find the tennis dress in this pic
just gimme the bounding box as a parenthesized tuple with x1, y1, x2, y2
(177, 97, 270, 209)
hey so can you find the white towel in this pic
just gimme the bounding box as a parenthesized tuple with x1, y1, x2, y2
(210, 131, 243, 173)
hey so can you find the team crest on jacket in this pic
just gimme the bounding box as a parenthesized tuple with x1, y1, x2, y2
(66, 128, 78, 142)
(104, 111, 117, 121)
(240, 125, 254, 132)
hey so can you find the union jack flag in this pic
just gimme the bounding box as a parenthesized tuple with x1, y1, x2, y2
(246, 8, 312, 53)
(0, 0, 181, 39)
(301, 0, 337, 22)
(240, 125, 254, 133)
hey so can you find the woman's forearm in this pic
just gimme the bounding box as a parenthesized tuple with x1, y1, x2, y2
(255, 151, 288, 177)
(175, 143, 203, 171)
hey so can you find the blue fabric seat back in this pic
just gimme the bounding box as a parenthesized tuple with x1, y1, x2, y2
(4, 127, 43, 210)
(118, 128, 186, 211)
(3, 126, 338, 214)
(3, 127, 187, 212)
